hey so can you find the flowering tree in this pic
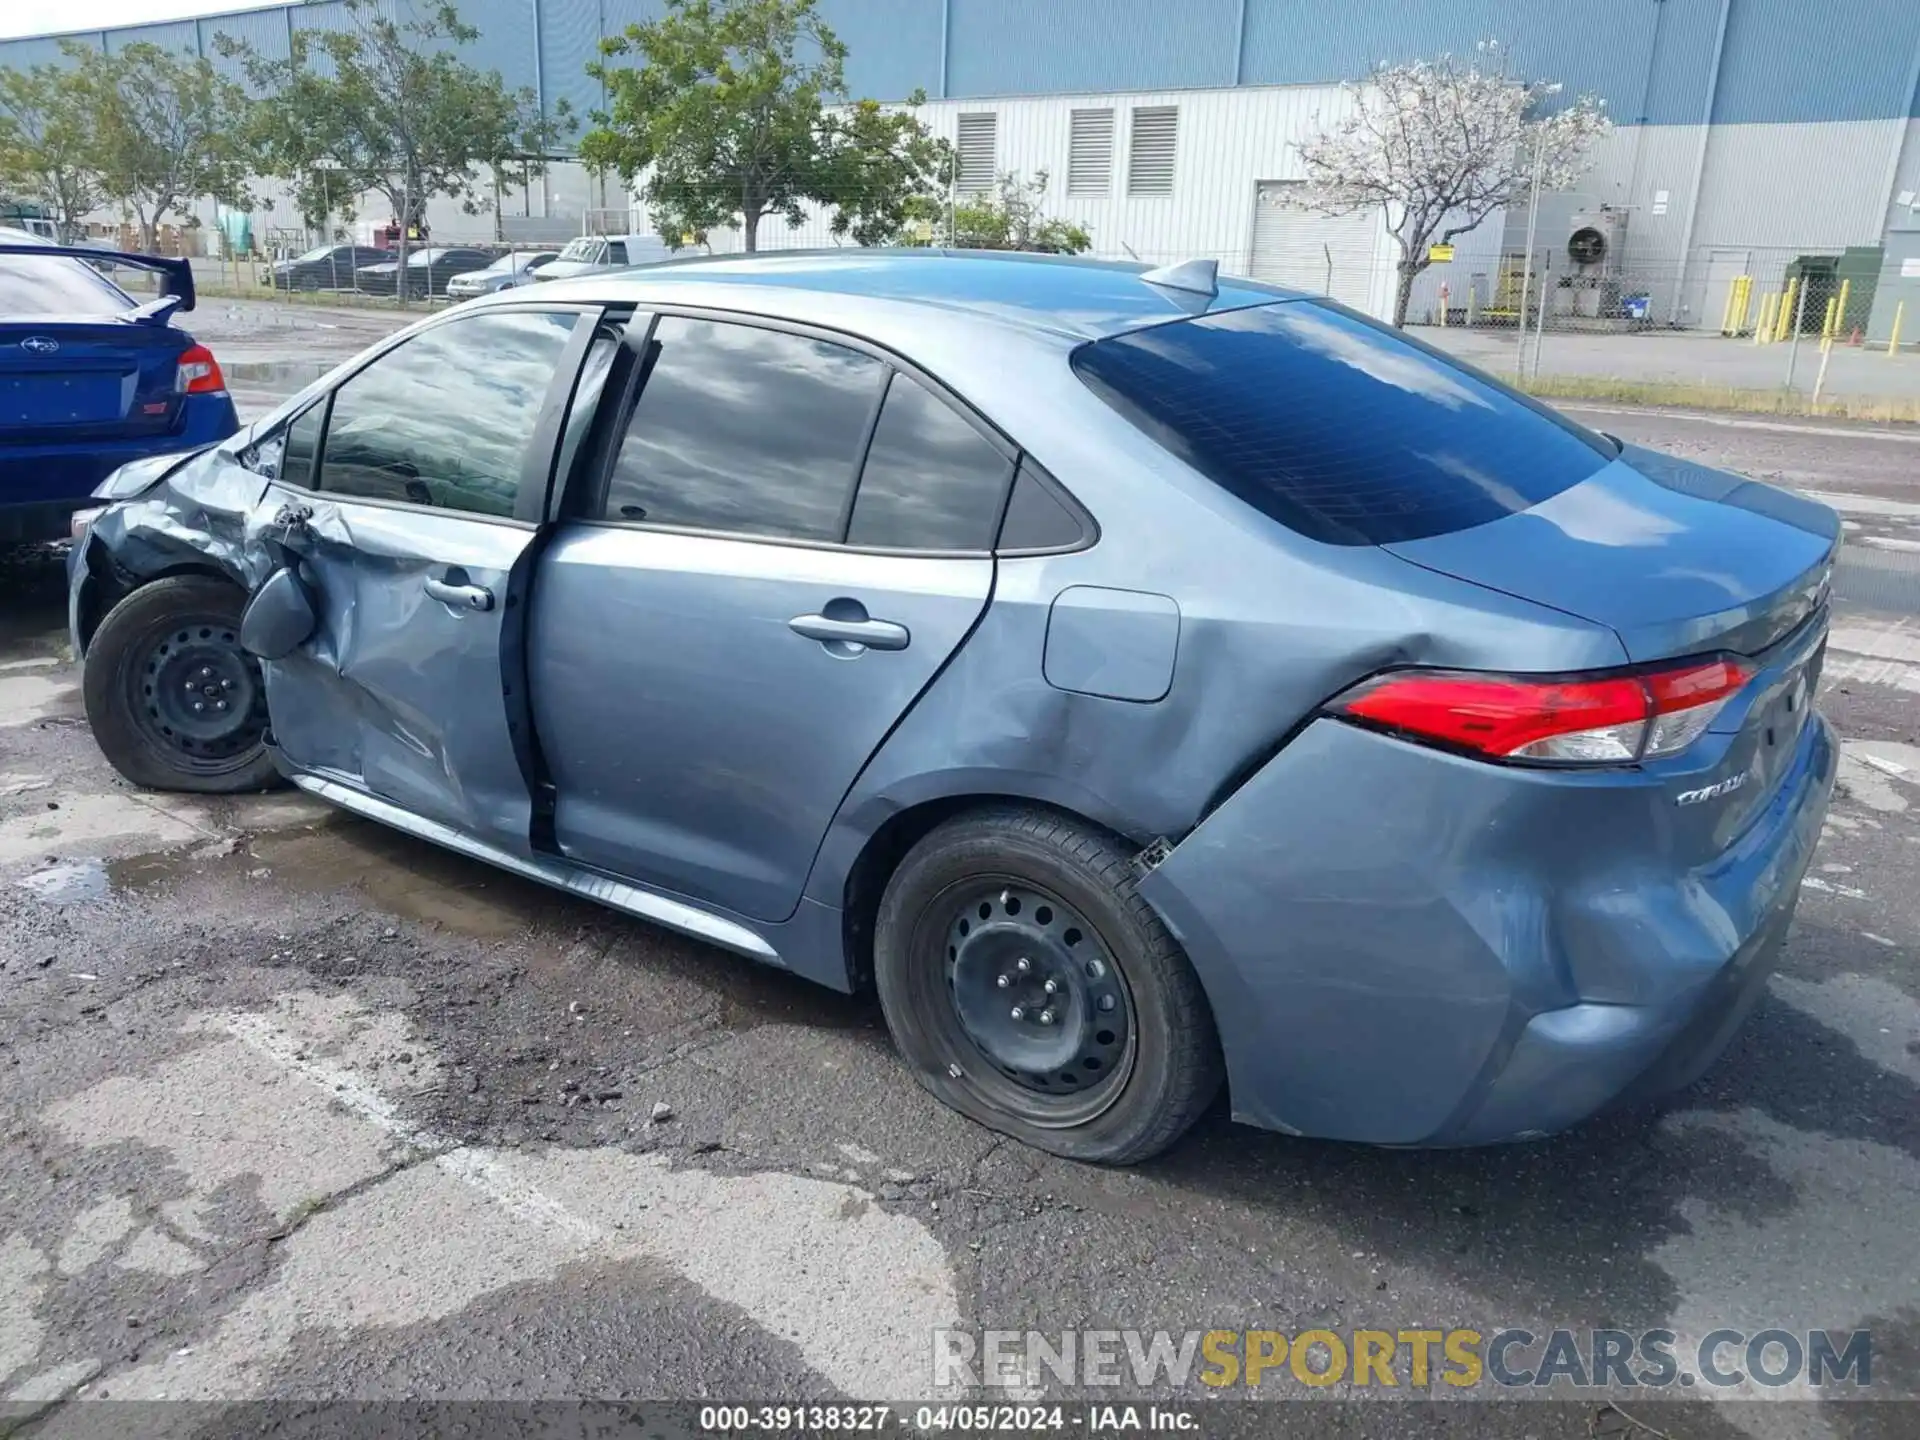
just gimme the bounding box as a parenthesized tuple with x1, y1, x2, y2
(1294, 43, 1610, 327)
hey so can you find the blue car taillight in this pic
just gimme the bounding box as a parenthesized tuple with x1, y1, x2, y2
(1330, 657, 1755, 766)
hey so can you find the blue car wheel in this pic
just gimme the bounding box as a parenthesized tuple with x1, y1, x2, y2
(82, 576, 281, 794)
(874, 806, 1223, 1164)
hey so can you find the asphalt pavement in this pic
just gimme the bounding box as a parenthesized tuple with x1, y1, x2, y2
(1, 345, 1917, 1437)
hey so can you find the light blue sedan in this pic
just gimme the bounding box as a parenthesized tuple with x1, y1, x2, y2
(67, 251, 1838, 1163)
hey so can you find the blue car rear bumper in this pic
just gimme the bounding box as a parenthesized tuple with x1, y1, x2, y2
(0, 393, 239, 543)
(1137, 708, 1836, 1147)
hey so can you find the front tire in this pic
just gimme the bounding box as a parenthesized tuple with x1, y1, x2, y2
(82, 575, 281, 794)
(874, 806, 1222, 1164)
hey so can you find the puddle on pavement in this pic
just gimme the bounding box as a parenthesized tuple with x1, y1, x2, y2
(248, 820, 558, 940)
(15, 851, 198, 906)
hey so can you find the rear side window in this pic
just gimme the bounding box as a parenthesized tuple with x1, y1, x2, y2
(846, 373, 1013, 551)
(0, 253, 133, 317)
(603, 316, 883, 540)
(1070, 300, 1612, 546)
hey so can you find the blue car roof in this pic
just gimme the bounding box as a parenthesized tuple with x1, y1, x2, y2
(604, 249, 1300, 341)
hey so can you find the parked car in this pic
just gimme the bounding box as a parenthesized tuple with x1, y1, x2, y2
(529, 232, 673, 282)
(66, 251, 1838, 1164)
(266, 244, 394, 292)
(354, 247, 497, 299)
(444, 250, 560, 301)
(0, 227, 237, 545)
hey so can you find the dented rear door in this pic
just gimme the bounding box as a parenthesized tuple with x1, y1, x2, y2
(249, 306, 599, 852)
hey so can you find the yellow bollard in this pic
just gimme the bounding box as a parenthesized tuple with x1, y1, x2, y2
(1754, 292, 1777, 345)
(1738, 276, 1755, 334)
(1891, 300, 1905, 356)
(1836, 277, 1852, 335)
(1821, 295, 1839, 342)
(1721, 281, 1739, 336)
(1775, 278, 1799, 342)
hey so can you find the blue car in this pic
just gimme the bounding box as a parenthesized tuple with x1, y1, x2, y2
(66, 251, 1837, 1163)
(0, 227, 238, 544)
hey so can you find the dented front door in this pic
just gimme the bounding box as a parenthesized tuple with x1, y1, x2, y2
(248, 307, 595, 852)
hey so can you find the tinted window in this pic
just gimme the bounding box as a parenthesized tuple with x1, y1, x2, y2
(997, 458, 1091, 552)
(604, 317, 883, 541)
(0, 253, 132, 316)
(1071, 300, 1612, 546)
(846, 373, 1012, 550)
(607, 241, 628, 264)
(556, 331, 619, 492)
(281, 404, 325, 487)
(318, 310, 578, 517)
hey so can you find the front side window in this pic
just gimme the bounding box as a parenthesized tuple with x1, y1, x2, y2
(603, 316, 884, 541)
(1071, 300, 1613, 546)
(279, 404, 325, 486)
(316, 310, 579, 518)
(846, 373, 1012, 551)
(607, 241, 629, 265)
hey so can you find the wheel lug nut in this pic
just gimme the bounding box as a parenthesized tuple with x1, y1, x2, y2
(192, 701, 205, 713)
(215, 700, 228, 712)
(1015, 957, 1031, 974)
(184, 681, 197, 692)
(1010, 1006, 1024, 1021)
(996, 974, 1010, 989)
(1042, 979, 1058, 995)
(1038, 1009, 1055, 1025)
(1099, 995, 1117, 1012)
(221, 679, 233, 691)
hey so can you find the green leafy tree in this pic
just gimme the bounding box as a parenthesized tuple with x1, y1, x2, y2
(81, 42, 253, 253)
(903, 171, 1092, 254)
(0, 53, 104, 241)
(218, 0, 571, 291)
(582, 0, 946, 252)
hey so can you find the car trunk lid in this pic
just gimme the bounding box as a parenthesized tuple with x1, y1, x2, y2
(1382, 445, 1839, 664)
(0, 318, 191, 441)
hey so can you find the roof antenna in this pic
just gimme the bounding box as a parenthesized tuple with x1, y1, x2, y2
(1120, 242, 1140, 261)
(1139, 257, 1218, 300)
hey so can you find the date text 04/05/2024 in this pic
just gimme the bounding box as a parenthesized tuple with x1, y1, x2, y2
(697, 1404, 1199, 1432)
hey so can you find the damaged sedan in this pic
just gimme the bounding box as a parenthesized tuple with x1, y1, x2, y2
(67, 251, 1839, 1163)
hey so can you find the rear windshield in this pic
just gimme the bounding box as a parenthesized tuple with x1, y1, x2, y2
(1070, 299, 1614, 546)
(0, 252, 134, 318)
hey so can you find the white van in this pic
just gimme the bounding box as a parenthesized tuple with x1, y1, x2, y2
(530, 233, 675, 282)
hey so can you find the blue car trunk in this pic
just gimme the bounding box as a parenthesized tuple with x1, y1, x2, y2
(1381, 444, 1839, 664)
(0, 318, 188, 444)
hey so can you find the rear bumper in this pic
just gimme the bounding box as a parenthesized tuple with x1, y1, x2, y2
(0, 395, 240, 543)
(1137, 709, 1836, 1147)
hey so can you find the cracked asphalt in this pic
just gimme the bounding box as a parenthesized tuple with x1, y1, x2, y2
(1, 312, 1918, 1438)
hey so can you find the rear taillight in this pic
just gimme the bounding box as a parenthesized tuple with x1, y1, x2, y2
(175, 343, 226, 395)
(1331, 657, 1754, 766)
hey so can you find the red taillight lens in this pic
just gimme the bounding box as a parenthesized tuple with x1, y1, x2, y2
(1332, 657, 1755, 766)
(175, 343, 226, 395)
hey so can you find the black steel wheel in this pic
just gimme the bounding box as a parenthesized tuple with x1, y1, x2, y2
(941, 879, 1137, 1125)
(83, 575, 282, 794)
(874, 806, 1222, 1164)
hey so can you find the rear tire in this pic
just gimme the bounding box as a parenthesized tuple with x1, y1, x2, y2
(82, 575, 281, 794)
(873, 806, 1222, 1165)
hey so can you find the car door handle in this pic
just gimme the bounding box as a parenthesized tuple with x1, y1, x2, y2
(788, 613, 910, 651)
(424, 577, 494, 612)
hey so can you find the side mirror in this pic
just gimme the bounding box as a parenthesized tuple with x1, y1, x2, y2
(240, 565, 318, 660)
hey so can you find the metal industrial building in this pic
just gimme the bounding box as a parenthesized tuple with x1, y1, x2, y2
(5, 0, 1919, 334)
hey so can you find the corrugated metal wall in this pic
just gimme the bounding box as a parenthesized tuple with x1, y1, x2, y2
(7, 0, 1919, 125)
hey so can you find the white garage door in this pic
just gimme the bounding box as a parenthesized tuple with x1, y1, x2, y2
(1249, 182, 1381, 311)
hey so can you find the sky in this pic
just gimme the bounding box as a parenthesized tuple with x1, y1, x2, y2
(0, 0, 264, 41)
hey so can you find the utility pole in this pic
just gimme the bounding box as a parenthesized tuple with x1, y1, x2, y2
(1514, 131, 1545, 384)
